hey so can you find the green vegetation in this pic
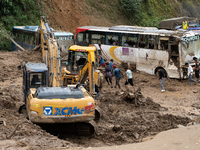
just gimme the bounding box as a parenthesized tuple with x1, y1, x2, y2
(0, 0, 44, 50)
(86, 0, 200, 27)
(117, 0, 177, 27)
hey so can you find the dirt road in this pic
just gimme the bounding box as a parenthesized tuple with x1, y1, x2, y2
(0, 50, 200, 149)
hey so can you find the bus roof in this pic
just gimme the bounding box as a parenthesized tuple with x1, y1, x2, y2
(76, 25, 198, 37)
(13, 26, 74, 36)
(53, 31, 73, 36)
(13, 26, 39, 32)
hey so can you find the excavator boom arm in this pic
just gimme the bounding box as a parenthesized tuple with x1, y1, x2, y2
(39, 16, 62, 87)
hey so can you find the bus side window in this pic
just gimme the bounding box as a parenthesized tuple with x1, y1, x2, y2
(15, 32, 18, 42)
(148, 35, 155, 49)
(122, 35, 138, 47)
(154, 36, 159, 49)
(106, 35, 119, 45)
(91, 34, 105, 44)
(139, 35, 148, 48)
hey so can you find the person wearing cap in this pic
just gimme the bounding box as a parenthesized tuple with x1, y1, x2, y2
(98, 55, 105, 67)
(105, 62, 112, 87)
(124, 67, 135, 91)
(113, 65, 123, 88)
(185, 62, 197, 86)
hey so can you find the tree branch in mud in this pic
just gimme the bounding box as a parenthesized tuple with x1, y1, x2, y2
(0, 26, 26, 51)
(0, 121, 30, 140)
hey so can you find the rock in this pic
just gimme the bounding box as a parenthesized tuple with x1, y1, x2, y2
(177, 124, 185, 128)
(187, 122, 193, 126)
(193, 90, 198, 93)
(112, 125, 121, 132)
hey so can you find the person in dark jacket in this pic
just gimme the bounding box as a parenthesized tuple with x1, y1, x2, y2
(195, 65, 200, 82)
(158, 69, 165, 92)
(95, 84, 100, 100)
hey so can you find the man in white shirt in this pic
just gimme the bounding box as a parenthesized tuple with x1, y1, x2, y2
(185, 63, 197, 86)
(124, 67, 135, 91)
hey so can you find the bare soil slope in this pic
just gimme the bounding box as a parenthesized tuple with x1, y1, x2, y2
(43, 0, 125, 33)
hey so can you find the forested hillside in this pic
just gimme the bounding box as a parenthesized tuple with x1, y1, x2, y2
(1, 0, 200, 50)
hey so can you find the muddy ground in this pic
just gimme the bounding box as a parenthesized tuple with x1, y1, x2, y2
(0, 50, 199, 149)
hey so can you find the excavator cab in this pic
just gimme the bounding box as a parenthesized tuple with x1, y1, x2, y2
(22, 62, 48, 104)
(67, 50, 88, 74)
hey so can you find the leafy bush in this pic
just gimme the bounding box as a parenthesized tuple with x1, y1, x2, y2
(118, 0, 143, 22)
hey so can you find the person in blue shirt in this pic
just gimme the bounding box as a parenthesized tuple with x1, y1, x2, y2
(109, 59, 113, 71)
(113, 65, 123, 88)
(98, 55, 105, 67)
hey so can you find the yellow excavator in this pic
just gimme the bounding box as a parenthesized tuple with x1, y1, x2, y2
(62, 45, 103, 94)
(18, 16, 99, 135)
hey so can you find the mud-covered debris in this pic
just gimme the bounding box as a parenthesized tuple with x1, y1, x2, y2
(112, 125, 122, 132)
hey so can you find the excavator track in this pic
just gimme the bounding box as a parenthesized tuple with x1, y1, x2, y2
(18, 104, 100, 136)
(37, 122, 95, 136)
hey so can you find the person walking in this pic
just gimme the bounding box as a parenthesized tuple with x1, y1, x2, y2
(193, 57, 199, 81)
(185, 62, 197, 86)
(195, 65, 200, 82)
(105, 62, 112, 87)
(124, 67, 135, 91)
(95, 84, 100, 100)
(158, 69, 165, 92)
(193, 57, 199, 68)
(113, 65, 123, 88)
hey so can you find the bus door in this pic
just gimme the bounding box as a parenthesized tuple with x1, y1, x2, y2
(168, 37, 179, 68)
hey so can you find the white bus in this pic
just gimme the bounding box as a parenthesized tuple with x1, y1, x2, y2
(75, 25, 200, 79)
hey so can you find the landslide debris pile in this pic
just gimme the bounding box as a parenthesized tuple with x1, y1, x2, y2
(55, 88, 191, 147)
(0, 50, 192, 148)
